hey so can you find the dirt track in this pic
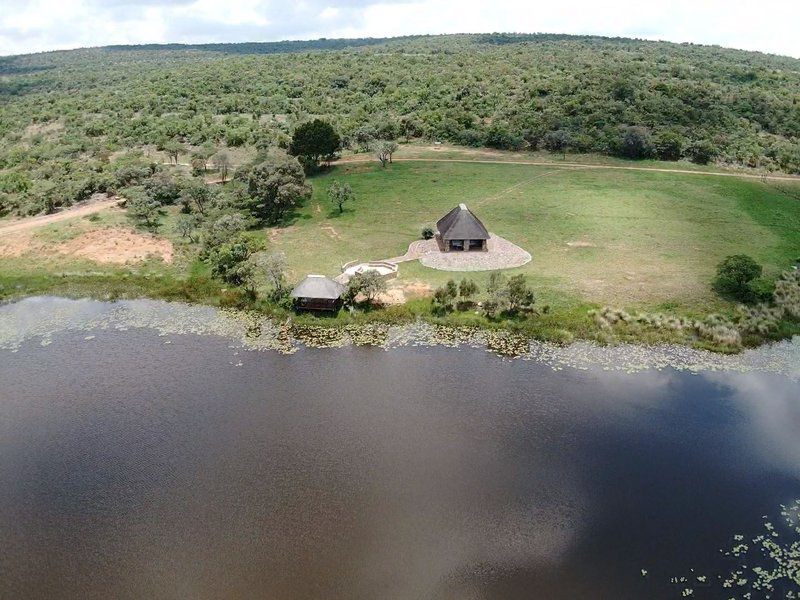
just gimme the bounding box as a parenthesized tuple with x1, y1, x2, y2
(0, 197, 121, 237)
(335, 155, 800, 182)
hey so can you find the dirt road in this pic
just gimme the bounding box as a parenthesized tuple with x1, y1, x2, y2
(335, 155, 800, 183)
(0, 197, 122, 237)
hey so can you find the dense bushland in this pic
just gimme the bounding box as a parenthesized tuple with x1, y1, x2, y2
(1, 33, 799, 215)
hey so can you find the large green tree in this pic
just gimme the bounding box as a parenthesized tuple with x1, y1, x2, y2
(288, 119, 341, 172)
(240, 152, 312, 225)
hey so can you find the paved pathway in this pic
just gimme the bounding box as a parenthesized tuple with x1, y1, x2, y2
(385, 234, 531, 272)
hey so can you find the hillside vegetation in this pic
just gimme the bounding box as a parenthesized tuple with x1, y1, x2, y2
(1, 33, 800, 216)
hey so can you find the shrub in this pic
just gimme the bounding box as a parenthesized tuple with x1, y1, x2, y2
(506, 274, 535, 312)
(687, 139, 718, 165)
(713, 255, 763, 302)
(432, 279, 458, 312)
(421, 226, 435, 240)
(653, 130, 684, 161)
(459, 278, 479, 300)
(747, 277, 775, 303)
(617, 125, 653, 160)
(543, 130, 570, 156)
(346, 270, 386, 304)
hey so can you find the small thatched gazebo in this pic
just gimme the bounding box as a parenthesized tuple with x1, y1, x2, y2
(436, 203, 490, 251)
(290, 275, 346, 311)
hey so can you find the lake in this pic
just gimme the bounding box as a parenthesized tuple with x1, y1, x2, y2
(1, 298, 799, 599)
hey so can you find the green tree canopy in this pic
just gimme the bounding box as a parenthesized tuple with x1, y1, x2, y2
(239, 152, 312, 225)
(288, 119, 341, 172)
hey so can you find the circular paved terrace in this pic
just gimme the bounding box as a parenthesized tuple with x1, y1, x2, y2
(390, 234, 531, 272)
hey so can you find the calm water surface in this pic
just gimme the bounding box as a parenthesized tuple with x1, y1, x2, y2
(1, 298, 799, 599)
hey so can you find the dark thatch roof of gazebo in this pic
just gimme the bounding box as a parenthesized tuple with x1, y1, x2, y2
(436, 204, 489, 241)
(290, 275, 346, 300)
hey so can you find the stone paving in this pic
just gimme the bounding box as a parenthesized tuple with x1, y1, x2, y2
(386, 233, 531, 272)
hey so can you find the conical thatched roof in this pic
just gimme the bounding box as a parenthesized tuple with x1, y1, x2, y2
(290, 275, 346, 300)
(436, 204, 489, 241)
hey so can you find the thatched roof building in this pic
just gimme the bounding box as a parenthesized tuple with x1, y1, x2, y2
(290, 275, 346, 311)
(436, 203, 489, 251)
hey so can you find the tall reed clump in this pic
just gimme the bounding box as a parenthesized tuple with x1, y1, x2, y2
(737, 270, 800, 335)
(591, 269, 800, 349)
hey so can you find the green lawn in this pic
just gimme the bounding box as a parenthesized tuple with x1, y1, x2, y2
(267, 160, 800, 311)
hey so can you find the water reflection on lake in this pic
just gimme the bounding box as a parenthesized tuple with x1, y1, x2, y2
(0, 298, 798, 599)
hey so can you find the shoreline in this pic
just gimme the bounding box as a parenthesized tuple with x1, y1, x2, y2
(2, 295, 798, 378)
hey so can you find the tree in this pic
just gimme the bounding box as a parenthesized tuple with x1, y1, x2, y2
(432, 279, 458, 311)
(256, 251, 289, 300)
(484, 123, 524, 150)
(506, 275, 535, 312)
(163, 140, 183, 165)
(353, 125, 377, 152)
(143, 171, 182, 205)
(209, 236, 254, 287)
(192, 143, 216, 172)
(181, 178, 213, 215)
(374, 139, 399, 167)
(543, 130, 570, 158)
(687, 139, 718, 165)
(202, 213, 249, 252)
(197, 142, 216, 166)
(327, 179, 354, 214)
(212, 150, 232, 182)
(713, 255, 763, 302)
(288, 119, 340, 172)
(174, 213, 199, 239)
(126, 188, 162, 230)
(346, 270, 387, 303)
(400, 117, 423, 143)
(190, 155, 206, 176)
(240, 152, 312, 225)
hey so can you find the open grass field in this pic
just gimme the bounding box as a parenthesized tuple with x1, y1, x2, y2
(268, 160, 800, 312)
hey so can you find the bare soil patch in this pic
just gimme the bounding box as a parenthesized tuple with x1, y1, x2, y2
(56, 228, 173, 264)
(375, 280, 433, 305)
(0, 232, 34, 257)
(320, 224, 341, 240)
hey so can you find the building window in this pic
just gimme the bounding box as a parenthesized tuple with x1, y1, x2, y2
(468, 239, 484, 250)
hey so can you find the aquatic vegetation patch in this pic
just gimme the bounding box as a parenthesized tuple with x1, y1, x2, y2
(590, 306, 742, 347)
(666, 500, 800, 598)
(1, 297, 799, 378)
